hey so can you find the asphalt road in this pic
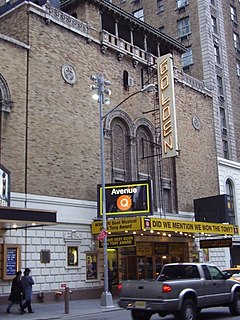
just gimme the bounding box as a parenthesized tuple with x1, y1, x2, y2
(70, 307, 240, 320)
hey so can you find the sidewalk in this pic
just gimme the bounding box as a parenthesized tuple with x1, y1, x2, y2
(0, 298, 121, 320)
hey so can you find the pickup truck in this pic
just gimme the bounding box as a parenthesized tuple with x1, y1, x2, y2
(118, 263, 240, 320)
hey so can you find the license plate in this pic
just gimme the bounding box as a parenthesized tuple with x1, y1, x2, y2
(135, 301, 146, 308)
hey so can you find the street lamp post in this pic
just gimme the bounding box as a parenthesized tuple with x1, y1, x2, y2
(91, 75, 155, 308)
(91, 74, 113, 307)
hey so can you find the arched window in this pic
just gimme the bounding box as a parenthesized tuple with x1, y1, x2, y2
(136, 125, 155, 181)
(0, 89, 2, 111)
(0, 74, 12, 113)
(226, 179, 235, 224)
(108, 114, 160, 211)
(136, 125, 156, 210)
(111, 118, 131, 182)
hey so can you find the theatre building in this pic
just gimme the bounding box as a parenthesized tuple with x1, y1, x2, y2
(0, 0, 237, 301)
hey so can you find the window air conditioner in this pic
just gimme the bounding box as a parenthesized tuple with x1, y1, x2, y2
(128, 77, 134, 87)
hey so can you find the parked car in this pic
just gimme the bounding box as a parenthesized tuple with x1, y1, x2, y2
(222, 266, 240, 282)
(118, 263, 240, 320)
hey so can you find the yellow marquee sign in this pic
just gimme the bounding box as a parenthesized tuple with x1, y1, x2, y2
(92, 217, 141, 234)
(92, 216, 238, 236)
(99, 235, 135, 248)
(146, 217, 236, 235)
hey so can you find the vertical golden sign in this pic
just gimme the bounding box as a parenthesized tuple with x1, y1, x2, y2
(157, 54, 178, 158)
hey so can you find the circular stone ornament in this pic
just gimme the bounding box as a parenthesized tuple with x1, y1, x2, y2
(192, 115, 201, 131)
(61, 64, 77, 85)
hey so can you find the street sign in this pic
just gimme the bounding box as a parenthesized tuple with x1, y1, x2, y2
(98, 229, 107, 241)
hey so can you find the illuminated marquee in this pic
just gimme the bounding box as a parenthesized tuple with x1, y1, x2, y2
(92, 216, 237, 236)
(157, 54, 178, 158)
(97, 180, 153, 218)
(143, 217, 236, 235)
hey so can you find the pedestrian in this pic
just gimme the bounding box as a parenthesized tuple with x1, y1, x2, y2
(21, 268, 35, 314)
(6, 271, 23, 314)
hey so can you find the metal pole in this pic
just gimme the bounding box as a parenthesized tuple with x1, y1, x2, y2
(64, 287, 69, 314)
(98, 75, 114, 308)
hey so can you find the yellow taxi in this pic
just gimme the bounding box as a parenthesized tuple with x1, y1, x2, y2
(222, 266, 240, 282)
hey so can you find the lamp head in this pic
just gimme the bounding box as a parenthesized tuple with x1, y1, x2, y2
(141, 83, 156, 93)
(90, 75, 98, 82)
(92, 93, 99, 101)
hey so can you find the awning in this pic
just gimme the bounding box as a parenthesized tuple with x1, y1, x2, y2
(0, 206, 57, 230)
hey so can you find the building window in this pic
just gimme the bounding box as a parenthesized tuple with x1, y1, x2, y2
(109, 115, 162, 212)
(157, 0, 164, 13)
(177, 16, 190, 38)
(217, 75, 224, 96)
(220, 107, 227, 129)
(210, 0, 215, 5)
(136, 126, 155, 182)
(163, 188, 172, 213)
(237, 61, 240, 77)
(222, 139, 229, 159)
(176, 0, 188, 8)
(67, 246, 79, 267)
(211, 16, 218, 34)
(233, 32, 240, 51)
(111, 118, 131, 182)
(86, 253, 98, 280)
(226, 179, 235, 225)
(0, 90, 2, 112)
(181, 47, 193, 67)
(230, 5, 238, 24)
(214, 45, 221, 64)
(0, 74, 12, 113)
(133, 8, 144, 21)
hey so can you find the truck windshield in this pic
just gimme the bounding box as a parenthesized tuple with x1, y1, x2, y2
(158, 265, 200, 280)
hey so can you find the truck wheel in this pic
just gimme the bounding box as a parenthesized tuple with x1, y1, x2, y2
(229, 291, 240, 316)
(158, 312, 167, 317)
(175, 299, 196, 320)
(131, 309, 151, 320)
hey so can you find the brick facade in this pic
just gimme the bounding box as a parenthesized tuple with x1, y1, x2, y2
(0, 0, 222, 300)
